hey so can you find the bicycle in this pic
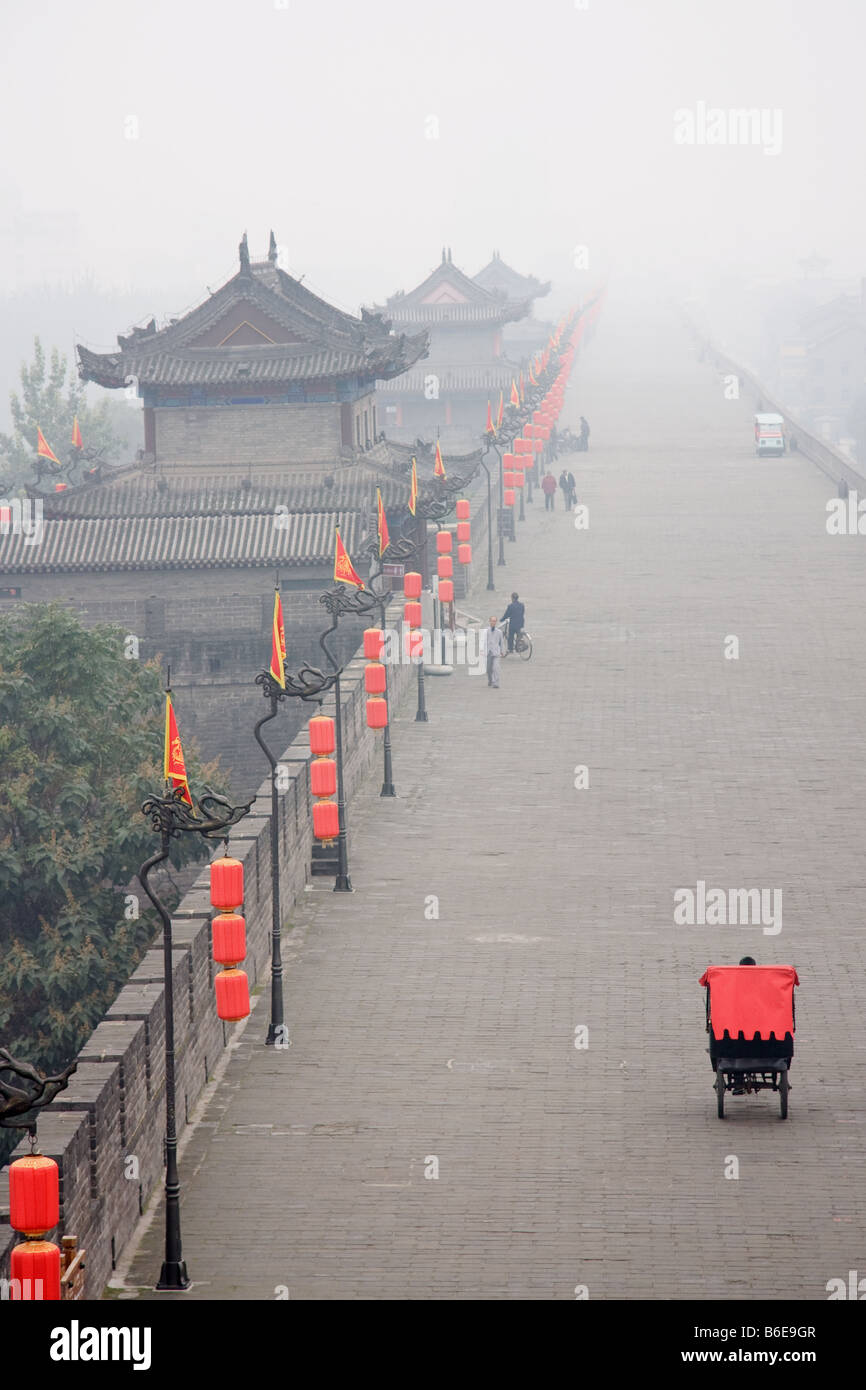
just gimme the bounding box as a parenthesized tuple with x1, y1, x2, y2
(502, 621, 533, 661)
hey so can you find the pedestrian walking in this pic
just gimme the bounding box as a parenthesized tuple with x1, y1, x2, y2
(486, 616, 505, 687)
(542, 469, 557, 511)
(579, 415, 590, 452)
(500, 592, 525, 654)
(559, 469, 569, 509)
(566, 470, 577, 510)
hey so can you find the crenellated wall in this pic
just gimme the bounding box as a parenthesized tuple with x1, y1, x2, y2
(0, 596, 413, 1298)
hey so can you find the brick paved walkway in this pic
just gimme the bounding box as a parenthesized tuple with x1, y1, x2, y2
(123, 301, 866, 1300)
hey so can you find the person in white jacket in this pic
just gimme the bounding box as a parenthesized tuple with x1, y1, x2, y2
(486, 616, 505, 688)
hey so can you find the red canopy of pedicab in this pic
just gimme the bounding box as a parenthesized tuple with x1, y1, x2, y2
(699, 965, 799, 1041)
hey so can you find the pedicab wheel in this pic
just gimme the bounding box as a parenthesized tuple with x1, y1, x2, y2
(779, 1068, 789, 1120)
(716, 1064, 725, 1119)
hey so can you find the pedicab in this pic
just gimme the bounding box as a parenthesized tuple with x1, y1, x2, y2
(699, 964, 799, 1119)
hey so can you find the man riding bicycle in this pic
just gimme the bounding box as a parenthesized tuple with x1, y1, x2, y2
(500, 592, 525, 655)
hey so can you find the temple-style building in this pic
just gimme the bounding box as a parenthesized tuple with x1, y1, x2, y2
(78, 232, 428, 473)
(472, 250, 552, 361)
(371, 249, 531, 451)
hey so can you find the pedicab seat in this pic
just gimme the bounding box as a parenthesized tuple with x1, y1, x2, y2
(700, 965, 799, 1070)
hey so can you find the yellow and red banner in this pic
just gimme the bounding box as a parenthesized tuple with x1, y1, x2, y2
(36, 427, 60, 463)
(270, 589, 286, 687)
(334, 527, 364, 588)
(434, 439, 446, 479)
(528, 362, 536, 386)
(409, 456, 418, 516)
(496, 390, 504, 430)
(376, 487, 390, 556)
(71, 417, 83, 449)
(486, 400, 495, 434)
(164, 693, 193, 807)
(509, 379, 520, 408)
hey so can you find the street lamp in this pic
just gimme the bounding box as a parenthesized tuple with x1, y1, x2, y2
(139, 723, 253, 1291)
(253, 600, 339, 1042)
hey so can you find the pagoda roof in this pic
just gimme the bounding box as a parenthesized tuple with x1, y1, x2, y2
(0, 509, 364, 575)
(473, 252, 551, 303)
(77, 234, 428, 390)
(376, 249, 531, 326)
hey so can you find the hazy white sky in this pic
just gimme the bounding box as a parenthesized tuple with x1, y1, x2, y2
(2, 0, 864, 327)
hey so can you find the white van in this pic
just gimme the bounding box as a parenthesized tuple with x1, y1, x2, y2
(754, 413, 786, 458)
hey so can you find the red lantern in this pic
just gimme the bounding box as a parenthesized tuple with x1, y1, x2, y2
(210, 856, 243, 912)
(439, 578, 454, 602)
(541, 426, 550, 440)
(437, 555, 452, 579)
(365, 661, 386, 694)
(310, 757, 336, 799)
(366, 697, 388, 729)
(456, 499, 470, 520)
(458, 543, 472, 564)
(10, 1240, 61, 1300)
(457, 521, 470, 542)
(54, 483, 67, 493)
(436, 531, 452, 553)
(513, 472, 524, 489)
(503, 452, 516, 469)
(515, 438, 532, 455)
(363, 628, 384, 660)
(215, 968, 250, 1021)
(505, 489, 515, 507)
(309, 715, 335, 756)
(403, 571, 422, 599)
(212, 912, 246, 966)
(404, 600, 422, 628)
(10, 1155, 59, 1236)
(504, 471, 516, 488)
(533, 411, 544, 424)
(533, 437, 543, 453)
(313, 799, 339, 842)
(407, 628, 426, 660)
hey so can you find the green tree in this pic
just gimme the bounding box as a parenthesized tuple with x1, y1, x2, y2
(0, 337, 125, 490)
(0, 604, 225, 1084)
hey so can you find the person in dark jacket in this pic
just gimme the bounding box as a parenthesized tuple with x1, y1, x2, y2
(579, 416, 590, 451)
(566, 470, 577, 510)
(500, 592, 525, 653)
(541, 470, 557, 510)
(558, 469, 569, 508)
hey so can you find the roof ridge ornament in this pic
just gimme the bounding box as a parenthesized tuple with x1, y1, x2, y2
(268, 230, 278, 265)
(239, 231, 251, 276)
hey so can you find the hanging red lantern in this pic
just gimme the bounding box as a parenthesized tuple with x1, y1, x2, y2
(363, 628, 384, 660)
(310, 757, 336, 799)
(210, 857, 243, 912)
(404, 600, 422, 628)
(541, 426, 550, 441)
(437, 555, 452, 579)
(458, 543, 472, 565)
(366, 697, 388, 729)
(403, 571, 422, 599)
(456, 499, 470, 520)
(215, 967, 250, 1021)
(505, 489, 515, 507)
(54, 483, 67, 493)
(309, 715, 335, 757)
(515, 438, 532, 455)
(456, 521, 470, 543)
(513, 471, 524, 489)
(503, 452, 516, 470)
(365, 662, 386, 694)
(504, 471, 516, 488)
(439, 578, 454, 602)
(313, 799, 339, 842)
(10, 1240, 61, 1300)
(9, 1155, 59, 1236)
(212, 912, 246, 966)
(533, 411, 544, 425)
(407, 628, 425, 660)
(436, 531, 452, 553)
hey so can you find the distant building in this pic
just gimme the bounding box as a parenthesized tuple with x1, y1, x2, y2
(778, 280, 866, 442)
(472, 250, 552, 360)
(77, 232, 428, 473)
(371, 249, 532, 451)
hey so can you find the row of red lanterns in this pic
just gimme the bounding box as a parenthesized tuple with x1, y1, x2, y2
(309, 714, 339, 842)
(210, 854, 251, 1021)
(363, 628, 388, 730)
(7, 1152, 61, 1298)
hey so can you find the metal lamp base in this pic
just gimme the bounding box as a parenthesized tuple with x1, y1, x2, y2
(156, 1261, 190, 1291)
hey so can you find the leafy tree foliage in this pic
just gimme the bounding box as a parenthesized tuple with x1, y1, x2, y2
(0, 605, 223, 1084)
(0, 338, 125, 490)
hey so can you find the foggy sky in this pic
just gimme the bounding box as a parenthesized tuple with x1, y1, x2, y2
(2, 0, 865, 328)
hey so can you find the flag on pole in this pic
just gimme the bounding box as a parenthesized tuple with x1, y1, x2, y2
(164, 693, 193, 807)
(334, 527, 364, 588)
(376, 487, 390, 556)
(409, 456, 418, 515)
(528, 362, 537, 386)
(519, 371, 525, 404)
(510, 379, 520, 407)
(496, 390, 504, 430)
(71, 417, 83, 449)
(486, 400, 495, 434)
(36, 427, 60, 464)
(434, 439, 446, 479)
(269, 588, 286, 687)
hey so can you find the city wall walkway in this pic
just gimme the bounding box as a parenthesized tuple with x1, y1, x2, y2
(122, 299, 866, 1300)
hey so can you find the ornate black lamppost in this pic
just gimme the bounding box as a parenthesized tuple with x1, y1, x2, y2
(478, 440, 497, 590)
(361, 527, 420, 793)
(317, 580, 384, 890)
(254, 609, 339, 1042)
(139, 737, 254, 1291)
